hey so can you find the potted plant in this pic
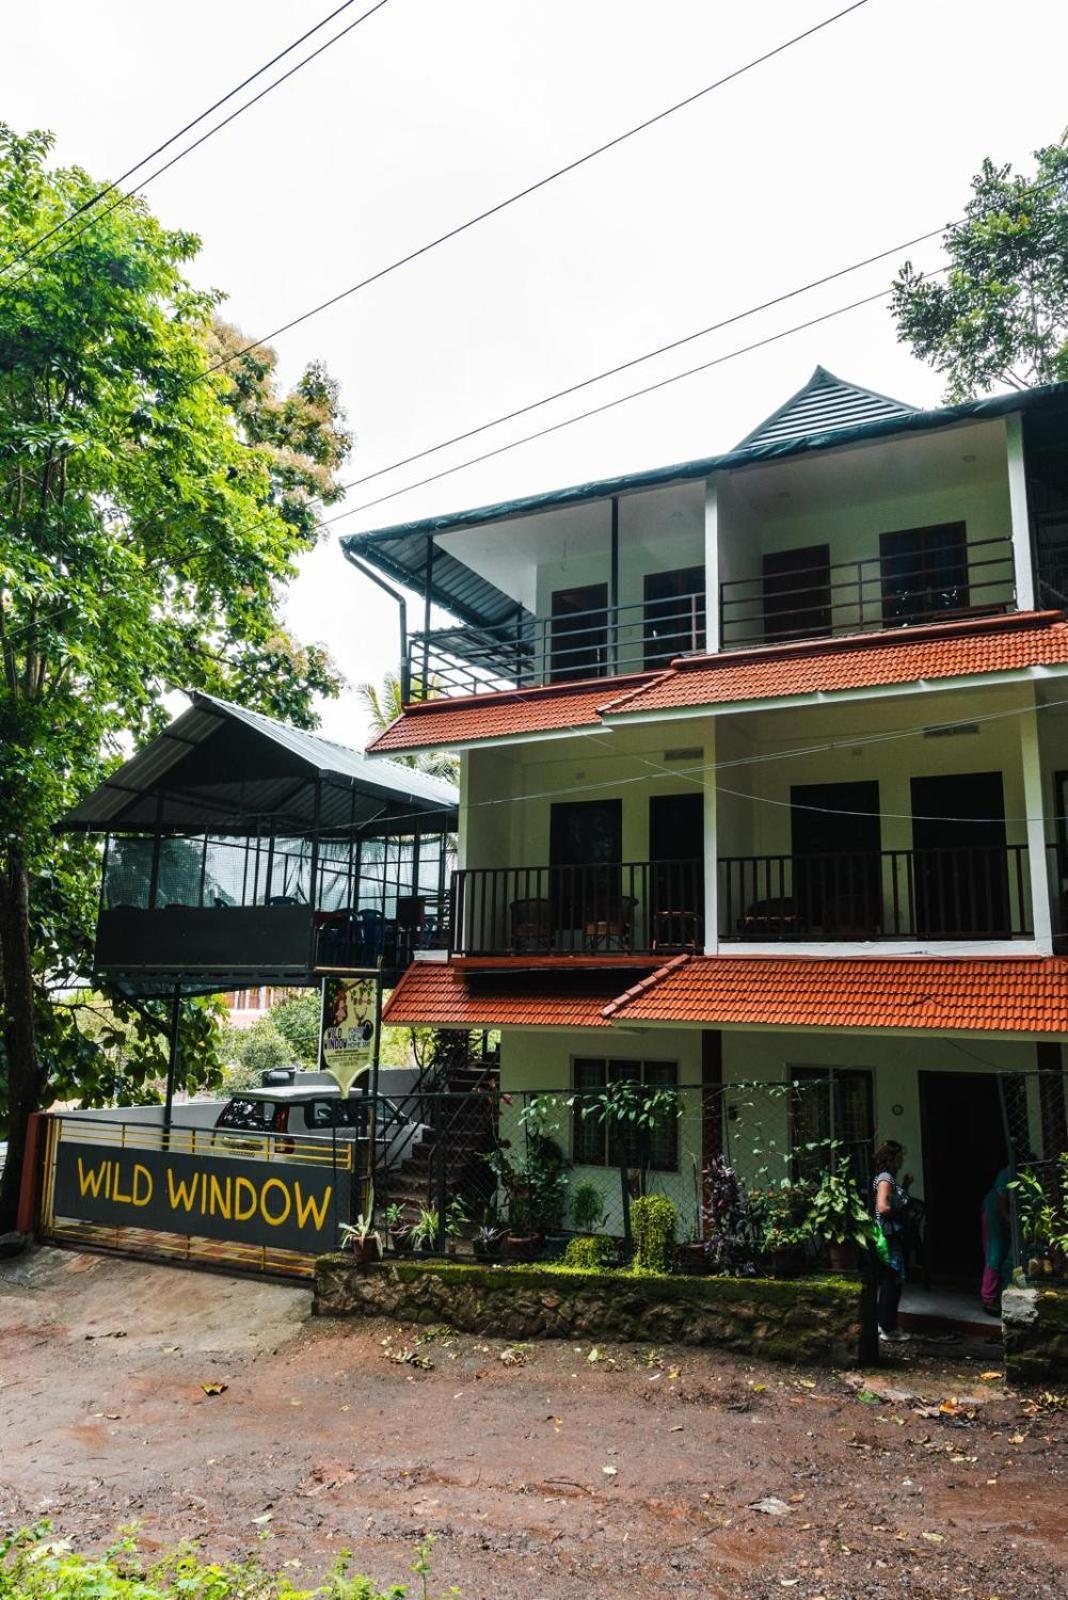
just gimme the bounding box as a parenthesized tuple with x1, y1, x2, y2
(409, 1205, 440, 1254)
(696, 1155, 758, 1276)
(444, 1195, 471, 1257)
(472, 1224, 503, 1261)
(382, 1202, 413, 1254)
(808, 1161, 875, 1271)
(759, 1182, 812, 1277)
(570, 1181, 606, 1235)
(339, 1213, 381, 1267)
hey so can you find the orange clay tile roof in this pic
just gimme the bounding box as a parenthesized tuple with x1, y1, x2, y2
(367, 672, 660, 755)
(384, 953, 1068, 1036)
(365, 613, 1068, 753)
(382, 960, 616, 1028)
(603, 954, 1068, 1036)
(603, 610, 1068, 720)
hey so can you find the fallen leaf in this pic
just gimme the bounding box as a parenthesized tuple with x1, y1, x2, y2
(602, 1465, 618, 1477)
(252, 1513, 272, 1525)
(200, 1383, 227, 1397)
(669, 1424, 683, 1433)
(798, 1379, 816, 1389)
(1009, 1433, 1025, 1444)
(857, 1389, 882, 1406)
(587, 1347, 602, 1364)
(921, 1532, 944, 1543)
(980, 1371, 1004, 1382)
(750, 1497, 792, 1516)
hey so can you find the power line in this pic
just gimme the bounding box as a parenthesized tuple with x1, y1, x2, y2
(0, 0, 393, 288)
(322, 231, 952, 510)
(336, 274, 930, 520)
(195, 1, 873, 383)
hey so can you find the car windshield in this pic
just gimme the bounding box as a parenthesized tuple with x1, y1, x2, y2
(219, 1098, 276, 1131)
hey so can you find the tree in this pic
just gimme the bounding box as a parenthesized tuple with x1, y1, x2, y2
(358, 672, 458, 783)
(270, 990, 322, 1065)
(892, 138, 1068, 400)
(0, 125, 351, 1226)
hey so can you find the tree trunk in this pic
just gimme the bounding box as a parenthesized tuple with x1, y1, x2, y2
(0, 845, 43, 1230)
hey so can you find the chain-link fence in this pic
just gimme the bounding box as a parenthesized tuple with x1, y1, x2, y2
(362, 1065, 1068, 1285)
(367, 1075, 888, 1274)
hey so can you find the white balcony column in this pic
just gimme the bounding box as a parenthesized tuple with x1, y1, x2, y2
(703, 717, 718, 953)
(1005, 413, 1036, 611)
(1020, 694, 1053, 951)
(456, 753, 470, 871)
(704, 474, 720, 653)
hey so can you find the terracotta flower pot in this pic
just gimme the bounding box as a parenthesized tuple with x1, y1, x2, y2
(770, 1245, 803, 1278)
(505, 1234, 541, 1262)
(827, 1240, 858, 1272)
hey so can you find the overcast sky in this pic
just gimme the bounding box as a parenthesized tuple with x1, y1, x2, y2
(4, 0, 1066, 741)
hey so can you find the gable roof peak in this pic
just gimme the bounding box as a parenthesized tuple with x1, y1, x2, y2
(735, 366, 917, 451)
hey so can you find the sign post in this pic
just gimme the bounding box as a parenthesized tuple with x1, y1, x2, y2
(319, 968, 382, 1242)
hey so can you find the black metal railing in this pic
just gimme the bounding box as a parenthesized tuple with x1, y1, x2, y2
(409, 590, 706, 700)
(719, 847, 1032, 941)
(314, 892, 450, 978)
(450, 861, 704, 956)
(719, 535, 1016, 649)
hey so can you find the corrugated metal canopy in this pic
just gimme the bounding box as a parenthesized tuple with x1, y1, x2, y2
(342, 379, 1068, 625)
(57, 692, 457, 835)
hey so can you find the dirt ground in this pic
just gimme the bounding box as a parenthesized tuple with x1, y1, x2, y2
(1, 1248, 1066, 1600)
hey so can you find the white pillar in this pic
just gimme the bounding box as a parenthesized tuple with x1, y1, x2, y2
(703, 717, 718, 953)
(456, 752, 470, 871)
(1005, 413, 1036, 611)
(704, 474, 720, 653)
(1020, 693, 1053, 951)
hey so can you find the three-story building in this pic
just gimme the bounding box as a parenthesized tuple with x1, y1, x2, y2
(345, 368, 1068, 1279)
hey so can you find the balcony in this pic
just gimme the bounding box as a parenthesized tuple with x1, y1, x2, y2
(718, 847, 1033, 942)
(719, 533, 1015, 650)
(450, 861, 704, 958)
(410, 589, 706, 700)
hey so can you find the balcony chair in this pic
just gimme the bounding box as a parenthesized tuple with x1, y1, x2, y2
(510, 897, 553, 953)
(738, 896, 808, 941)
(583, 893, 638, 953)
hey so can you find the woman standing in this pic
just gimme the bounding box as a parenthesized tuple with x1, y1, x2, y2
(979, 1165, 1013, 1316)
(873, 1140, 912, 1345)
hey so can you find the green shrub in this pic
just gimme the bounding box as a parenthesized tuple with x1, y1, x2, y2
(631, 1194, 678, 1273)
(270, 990, 322, 1065)
(0, 1523, 447, 1598)
(570, 1181, 606, 1233)
(562, 1233, 616, 1269)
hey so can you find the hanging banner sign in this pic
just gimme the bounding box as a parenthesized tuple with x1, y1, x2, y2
(320, 971, 380, 1098)
(51, 1140, 350, 1255)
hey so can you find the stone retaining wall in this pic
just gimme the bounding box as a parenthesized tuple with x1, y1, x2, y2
(1002, 1284, 1068, 1383)
(314, 1258, 872, 1367)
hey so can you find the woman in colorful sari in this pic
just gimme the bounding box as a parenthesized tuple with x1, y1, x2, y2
(980, 1165, 1013, 1316)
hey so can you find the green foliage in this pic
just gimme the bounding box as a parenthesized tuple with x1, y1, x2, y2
(357, 674, 458, 783)
(630, 1194, 677, 1273)
(0, 123, 350, 1215)
(1011, 1154, 1068, 1261)
(232, 1017, 293, 1079)
(0, 1523, 453, 1598)
(755, 1182, 814, 1252)
(892, 139, 1068, 399)
(562, 1233, 616, 1269)
(270, 991, 322, 1066)
(807, 1160, 876, 1248)
(569, 1181, 606, 1233)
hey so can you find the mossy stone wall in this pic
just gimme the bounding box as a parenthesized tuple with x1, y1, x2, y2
(313, 1257, 870, 1367)
(1002, 1284, 1068, 1383)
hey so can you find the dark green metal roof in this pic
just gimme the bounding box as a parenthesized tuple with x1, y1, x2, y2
(341, 379, 1068, 628)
